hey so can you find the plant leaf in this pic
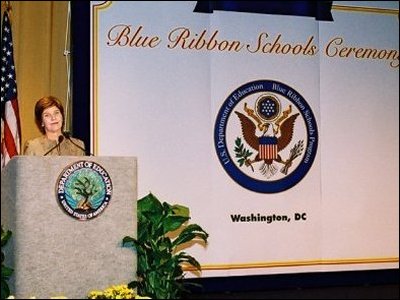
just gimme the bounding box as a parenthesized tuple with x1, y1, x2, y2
(1, 279, 11, 299)
(172, 224, 209, 247)
(1, 228, 12, 247)
(170, 204, 189, 218)
(176, 252, 202, 271)
(138, 193, 164, 217)
(1, 265, 13, 278)
(163, 216, 190, 234)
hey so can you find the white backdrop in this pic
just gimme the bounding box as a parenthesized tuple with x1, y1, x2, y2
(90, 1, 398, 277)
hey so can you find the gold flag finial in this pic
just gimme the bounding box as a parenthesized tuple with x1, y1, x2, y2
(2, 1, 13, 23)
(4, 1, 12, 12)
(1, 1, 11, 13)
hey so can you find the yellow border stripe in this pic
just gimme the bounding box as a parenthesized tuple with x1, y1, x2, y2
(332, 4, 399, 16)
(184, 257, 399, 271)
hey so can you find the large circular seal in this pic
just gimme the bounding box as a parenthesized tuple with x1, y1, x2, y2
(56, 160, 113, 220)
(214, 80, 318, 193)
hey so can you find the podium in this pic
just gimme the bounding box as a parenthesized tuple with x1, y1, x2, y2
(1, 156, 137, 298)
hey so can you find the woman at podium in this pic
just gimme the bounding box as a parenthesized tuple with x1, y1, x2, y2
(23, 96, 86, 156)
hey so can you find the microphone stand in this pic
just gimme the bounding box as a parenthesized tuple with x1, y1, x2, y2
(44, 135, 64, 156)
(63, 132, 92, 156)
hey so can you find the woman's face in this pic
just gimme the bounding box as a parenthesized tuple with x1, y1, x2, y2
(42, 105, 63, 134)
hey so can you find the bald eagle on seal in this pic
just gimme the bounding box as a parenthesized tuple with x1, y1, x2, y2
(235, 111, 301, 177)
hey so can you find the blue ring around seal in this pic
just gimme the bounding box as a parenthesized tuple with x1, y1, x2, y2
(214, 80, 318, 193)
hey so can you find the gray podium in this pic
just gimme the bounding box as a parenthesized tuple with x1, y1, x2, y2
(1, 156, 137, 299)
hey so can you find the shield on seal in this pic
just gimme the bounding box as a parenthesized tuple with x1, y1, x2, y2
(259, 136, 278, 160)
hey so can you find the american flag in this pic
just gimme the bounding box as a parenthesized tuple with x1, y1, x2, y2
(1, 8, 21, 168)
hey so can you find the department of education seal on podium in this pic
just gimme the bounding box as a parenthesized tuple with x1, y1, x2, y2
(56, 160, 113, 220)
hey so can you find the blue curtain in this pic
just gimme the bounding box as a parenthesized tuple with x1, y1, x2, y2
(71, 1, 91, 152)
(194, 1, 333, 21)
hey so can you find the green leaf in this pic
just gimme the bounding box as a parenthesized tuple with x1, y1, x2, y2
(1, 226, 12, 300)
(127, 281, 138, 289)
(163, 216, 190, 234)
(122, 236, 138, 247)
(234, 137, 253, 167)
(172, 224, 209, 248)
(170, 204, 189, 218)
(1, 228, 12, 247)
(176, 252, 202, 271)
(1, 265, 13, 278)
(138, 193, 164, 216)
(235, 137, 241, 146)
(1, 279, 11, 299)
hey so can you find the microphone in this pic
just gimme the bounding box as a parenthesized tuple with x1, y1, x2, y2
(63, 132, 93, 156)
(44, 135, 64, 156)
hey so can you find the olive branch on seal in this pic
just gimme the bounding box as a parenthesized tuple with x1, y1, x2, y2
(281, 140, 304, 175)
(234, 137, 254, 171)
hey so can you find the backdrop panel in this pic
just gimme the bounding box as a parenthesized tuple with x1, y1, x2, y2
(90, 1, 398, 277)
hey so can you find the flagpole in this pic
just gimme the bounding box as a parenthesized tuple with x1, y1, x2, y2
(64, 1, 72, 133)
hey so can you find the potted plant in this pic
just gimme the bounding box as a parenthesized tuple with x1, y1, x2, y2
(123, 193, 209, 299)
(1, 225, 13, 299)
